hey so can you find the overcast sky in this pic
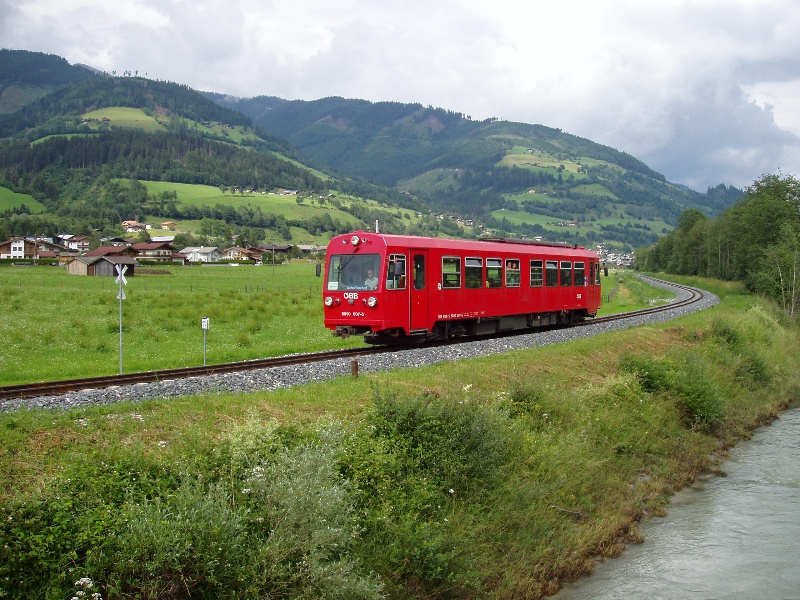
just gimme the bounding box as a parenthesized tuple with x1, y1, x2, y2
(2, 0, 799, 192)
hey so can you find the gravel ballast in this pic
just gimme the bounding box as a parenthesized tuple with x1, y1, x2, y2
(2, 279, 718, 413)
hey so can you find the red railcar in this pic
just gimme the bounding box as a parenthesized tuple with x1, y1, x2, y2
(323, 231, 602, 344)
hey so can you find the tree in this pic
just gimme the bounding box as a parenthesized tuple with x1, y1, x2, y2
(757, 222, 800, 318)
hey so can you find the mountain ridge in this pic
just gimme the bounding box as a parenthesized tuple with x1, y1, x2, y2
(0, 48, 744, 250)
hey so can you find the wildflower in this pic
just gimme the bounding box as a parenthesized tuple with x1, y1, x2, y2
(158, 441, 167, 448)
(448, 489, 455, 495)
(462, 384, 472, 392)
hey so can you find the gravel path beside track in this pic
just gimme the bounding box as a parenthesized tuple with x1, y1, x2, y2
(2, 279, 718, 413)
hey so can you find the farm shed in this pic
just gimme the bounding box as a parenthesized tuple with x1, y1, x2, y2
(67, 256, 139, 276)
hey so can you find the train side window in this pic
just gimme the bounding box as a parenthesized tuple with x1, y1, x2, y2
(595, 262, 601, 285)
(486, 258, 503, 288)
(505, 259, 520, 287)
(413, 254, 425, 290)
(465, 257, 483, 289)
(442, 256, 461, 289)
(545, 260, 559, 287)
(588, 262, 594, 286)
(560, 261, 572, 286)
(530, 259, 543, 287)
(574, 262, 585, 286)
(387, 254, 406, 290)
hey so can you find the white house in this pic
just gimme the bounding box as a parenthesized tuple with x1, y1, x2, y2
(180, 246, 221, 263)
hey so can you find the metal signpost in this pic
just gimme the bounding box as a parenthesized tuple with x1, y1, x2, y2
(201, 317, 210, 365)
(115, 265, 128, 374)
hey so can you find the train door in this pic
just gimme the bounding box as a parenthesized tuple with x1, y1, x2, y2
(410, 250, 428, 332)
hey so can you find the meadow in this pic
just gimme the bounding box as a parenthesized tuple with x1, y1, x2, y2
(82, 107, 166, 133)
(0, 264, 645, 385)
(0, 186, 45, 213)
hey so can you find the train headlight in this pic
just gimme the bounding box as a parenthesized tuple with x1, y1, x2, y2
(367, 296, 378, 307)
(324, 296, 334, 307)
(350, 235, 360, 246)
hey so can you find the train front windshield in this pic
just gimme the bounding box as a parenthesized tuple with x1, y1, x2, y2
(326, 253, 381, 291)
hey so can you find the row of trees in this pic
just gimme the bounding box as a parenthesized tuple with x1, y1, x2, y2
(638, 173, 800, 318)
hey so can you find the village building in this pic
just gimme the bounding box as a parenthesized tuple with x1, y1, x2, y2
(67, 255, 139, 277)
(180, 246, 222, 263)
(131, 241, 177, 262)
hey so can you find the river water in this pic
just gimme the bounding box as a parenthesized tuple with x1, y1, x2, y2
(551, 407, 800, 600)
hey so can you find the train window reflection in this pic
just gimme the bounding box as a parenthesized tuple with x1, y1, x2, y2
(530, 260, 543, 287)
(465, 257, 483, 289)
(486, 258, 502, 288)
(326, 253, 380, 291)
(442, 256, 461, 289)
(505, 259, 520, 287)
(560, 261, 572, 286)
(545, 260, 558, 287)
(574, 262, 585, 286)
(387, 254, 406, 290)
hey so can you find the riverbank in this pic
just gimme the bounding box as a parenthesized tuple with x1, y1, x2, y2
(1, 276, 798, 599)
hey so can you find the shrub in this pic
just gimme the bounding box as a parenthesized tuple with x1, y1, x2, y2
(735, 351, 772, 388)
(670, 353, 725, 431)
(711, 317, 743, 350)
(96, 480, 251, 599)
(242, 425, 383, 600)
(618, 353, 672, 393)
(366, 390, 518, 493)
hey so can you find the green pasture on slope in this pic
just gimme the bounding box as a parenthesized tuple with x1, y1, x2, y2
(0, 186, 46, 213)
(82, 107, 166, 133)
(138, 180, 418, 235)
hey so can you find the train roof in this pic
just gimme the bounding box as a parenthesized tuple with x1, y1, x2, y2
(329, 232, 599, 257)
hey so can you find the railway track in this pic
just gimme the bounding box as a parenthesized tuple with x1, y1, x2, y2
(0, 278, 704, 403)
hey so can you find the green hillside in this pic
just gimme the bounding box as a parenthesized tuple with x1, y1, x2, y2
(0, 50, 436, 246)
(0, 49, 745, 251)
(212, 94, 744, 249)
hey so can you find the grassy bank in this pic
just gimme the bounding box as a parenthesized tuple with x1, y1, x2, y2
(3, 276, 796, 599)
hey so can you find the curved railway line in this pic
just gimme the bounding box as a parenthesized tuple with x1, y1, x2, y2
(0, 278, 704, 403)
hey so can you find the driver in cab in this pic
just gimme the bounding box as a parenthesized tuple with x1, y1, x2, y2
(365, 269, 378, 290)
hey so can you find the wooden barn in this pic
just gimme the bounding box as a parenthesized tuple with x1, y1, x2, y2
(67, 256, 138, 276)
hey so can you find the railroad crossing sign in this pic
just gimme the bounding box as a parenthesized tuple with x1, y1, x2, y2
(116, 264, 128, 373)
(115, 264, 128, 300)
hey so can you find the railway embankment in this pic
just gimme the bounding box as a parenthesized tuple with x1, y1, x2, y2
(1, 276, 798, 599)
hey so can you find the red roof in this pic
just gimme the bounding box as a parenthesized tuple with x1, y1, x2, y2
(84, 245, 131, 256)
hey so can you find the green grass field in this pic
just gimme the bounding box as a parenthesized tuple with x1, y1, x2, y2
(138, 180, 417, 240)
(82, 107, 166, 133)
(0, 186, 46, 213)
(0, 262, 359, 384)
(0, 265, 647, 385)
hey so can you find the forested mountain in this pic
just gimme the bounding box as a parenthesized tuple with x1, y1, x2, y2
(0, 49, 744, 250)
(207, 93, 744, 249)
(0, 50, 417, 243)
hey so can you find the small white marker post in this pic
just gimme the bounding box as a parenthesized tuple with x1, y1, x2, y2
(115, 265, 128, 374)
(201, 317, 210, 365)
